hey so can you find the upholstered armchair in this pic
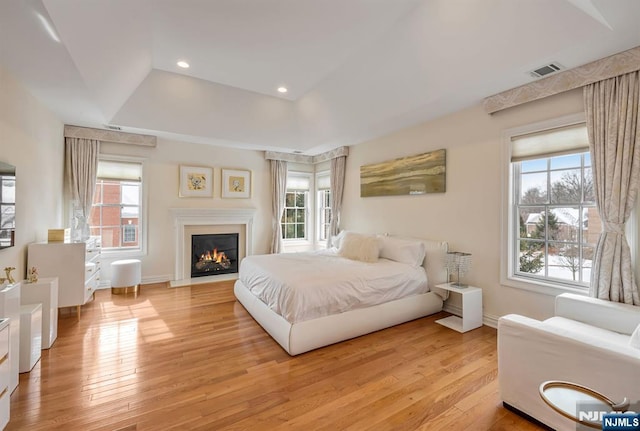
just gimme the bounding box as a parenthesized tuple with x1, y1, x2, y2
(498, 293, 640, 430)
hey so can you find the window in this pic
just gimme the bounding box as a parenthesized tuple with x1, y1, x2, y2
(508, 120, 600, 289)
(0, 167, 15, 248)
(317, 172, 331, 242)
(123, 223, 137, 243)
(281, 173, 309, 240)
(89, 160, 143, 251)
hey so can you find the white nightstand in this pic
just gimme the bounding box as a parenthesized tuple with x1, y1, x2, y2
(434, 282, 482, 332)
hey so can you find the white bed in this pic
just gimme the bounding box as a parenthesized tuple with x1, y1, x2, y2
(234, 235, 448, 355)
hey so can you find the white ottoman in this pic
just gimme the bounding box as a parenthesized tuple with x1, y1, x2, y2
(110, 259, 141, 295)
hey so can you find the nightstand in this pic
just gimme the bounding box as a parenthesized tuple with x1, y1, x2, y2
(434, 282, 482, 332)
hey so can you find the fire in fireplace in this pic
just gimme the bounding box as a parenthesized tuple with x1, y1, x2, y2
(191, 233, 239, 278)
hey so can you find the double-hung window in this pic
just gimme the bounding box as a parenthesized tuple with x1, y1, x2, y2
(0, 166, 15, 248)
(281, 173, 310, 240)
(508, 120, 600, 290)
(90, 159, 143, 252)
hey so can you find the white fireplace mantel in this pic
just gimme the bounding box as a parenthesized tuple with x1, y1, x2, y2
(170, 208, 256, 286)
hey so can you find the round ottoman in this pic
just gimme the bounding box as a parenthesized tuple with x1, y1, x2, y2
(110, 259, 141, 295)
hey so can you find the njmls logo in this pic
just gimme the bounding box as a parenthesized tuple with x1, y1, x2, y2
(578, 411, 638, 423)
(601, 413, 640, 430)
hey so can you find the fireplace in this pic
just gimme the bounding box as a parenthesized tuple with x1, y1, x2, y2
(191, 233, 239, 278)
(170, 207, 255, 287)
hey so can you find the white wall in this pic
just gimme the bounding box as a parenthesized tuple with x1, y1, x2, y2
(342, 88, 585, 323)
(0, 66, 65, 280)
(99, 138, 271, 283)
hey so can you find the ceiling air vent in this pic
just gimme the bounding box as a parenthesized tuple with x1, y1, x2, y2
(104, 124, 122, 131)
(530, 63, 563, 78)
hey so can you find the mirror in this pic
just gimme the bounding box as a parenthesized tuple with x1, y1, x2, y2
(0, 162, 16, 249)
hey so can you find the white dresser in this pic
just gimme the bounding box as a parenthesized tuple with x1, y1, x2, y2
(0, 318, 10, 430)
(21, 277, 58, 349)
(28, 237, 101, 319)
(0, 283, 20, 394)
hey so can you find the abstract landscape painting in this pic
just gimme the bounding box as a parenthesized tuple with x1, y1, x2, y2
(360, 149, 446, 197)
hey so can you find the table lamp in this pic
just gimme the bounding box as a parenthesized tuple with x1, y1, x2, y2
(445, 251, 472, 288)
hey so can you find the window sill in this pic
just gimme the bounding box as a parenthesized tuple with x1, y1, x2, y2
(100, 249, 145, 259)
(502, 274, 589, 297)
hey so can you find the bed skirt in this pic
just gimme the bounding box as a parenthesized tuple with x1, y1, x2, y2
(234, 279, 444, 356)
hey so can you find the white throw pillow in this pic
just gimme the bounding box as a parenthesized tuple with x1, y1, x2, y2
(331, 230, 348, 249)
(629, 323, 640, 349)
(378, 236, 426, 267)
(338, 232, 380, 263)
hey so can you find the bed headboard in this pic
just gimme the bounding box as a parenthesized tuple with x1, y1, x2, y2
(378, 234, 448, 290)
(418, 239, 449, 290)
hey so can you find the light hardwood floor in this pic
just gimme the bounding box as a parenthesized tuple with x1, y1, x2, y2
(7, 281, 544, 430)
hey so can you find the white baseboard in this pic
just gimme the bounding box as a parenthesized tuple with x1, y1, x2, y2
(442, 303, 498, 329)
(169, 273, 238, 287)
(97, 274, 173, 290)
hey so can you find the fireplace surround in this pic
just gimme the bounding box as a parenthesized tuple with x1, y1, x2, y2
(170, 208, 256, 287)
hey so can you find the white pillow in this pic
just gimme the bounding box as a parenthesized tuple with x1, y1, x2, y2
(331, 230, 348, 249)
(338, 232, 380, 263)
(629, 323, 640, 349)
(378, 235, 426, 267)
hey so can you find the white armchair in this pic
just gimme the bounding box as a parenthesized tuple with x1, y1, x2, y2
(498, 293, 640, 430)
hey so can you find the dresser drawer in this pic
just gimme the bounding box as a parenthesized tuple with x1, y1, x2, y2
(85, 262, 98, 281)
(0, 326, 8, 359)
(0, 325, 9, 406)
(0, 380, 9, 430)
(0, 350, 8, 401)
(86, 248, 100, 262)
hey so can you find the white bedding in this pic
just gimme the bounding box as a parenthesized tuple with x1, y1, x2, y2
(239, 250, 429, 323)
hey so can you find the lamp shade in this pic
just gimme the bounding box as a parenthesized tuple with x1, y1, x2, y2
(445, 251, 472, 287)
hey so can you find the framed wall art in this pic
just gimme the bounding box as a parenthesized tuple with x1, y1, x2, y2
(360, 149, 446, 197)
(179, 165, 213, 198)
(221, 169, 251, 198)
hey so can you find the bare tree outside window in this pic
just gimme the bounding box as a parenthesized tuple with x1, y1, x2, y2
(514, 152, 599, 286)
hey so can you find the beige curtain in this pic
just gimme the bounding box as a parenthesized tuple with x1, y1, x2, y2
(328, 155, 346, 247)
(270, 160, 288, 253)
(584, 71, 640, 305)
(65, 137, 99, 241)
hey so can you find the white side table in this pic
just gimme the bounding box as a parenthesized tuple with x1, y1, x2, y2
(435, 282, 482, 332)
(21, 277, 58, 349)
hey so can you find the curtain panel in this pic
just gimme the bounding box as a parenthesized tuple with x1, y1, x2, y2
(584, 70, 640, 305)
(328, 156, 346, 247)
(65, 137, 100, 242)
(270, 160, 288, 254)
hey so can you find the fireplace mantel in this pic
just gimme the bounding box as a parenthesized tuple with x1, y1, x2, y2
(170, 208, 256, 286)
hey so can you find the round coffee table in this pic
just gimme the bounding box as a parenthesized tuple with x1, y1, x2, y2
(539, 381, 629, 429)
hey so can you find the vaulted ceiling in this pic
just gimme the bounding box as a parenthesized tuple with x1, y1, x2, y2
(2, 0, 640, 154)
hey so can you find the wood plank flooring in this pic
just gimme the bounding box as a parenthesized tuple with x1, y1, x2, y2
(6, 281, 543, 430)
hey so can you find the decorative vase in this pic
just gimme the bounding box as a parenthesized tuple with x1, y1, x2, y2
(3, 267, 15, 284)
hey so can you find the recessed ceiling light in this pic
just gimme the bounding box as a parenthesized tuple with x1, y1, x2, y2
(277, 87, 288, 93)
(177, 61, 190, 69)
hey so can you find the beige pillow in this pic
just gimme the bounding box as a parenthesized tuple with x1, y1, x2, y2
(338, 232, 380, 263)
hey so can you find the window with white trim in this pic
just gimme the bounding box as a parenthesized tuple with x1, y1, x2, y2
(316, 171, 331, 242)
(509, 122, 601, 289)
(281, 173, 309, 240)
(90, 159, 143, 251)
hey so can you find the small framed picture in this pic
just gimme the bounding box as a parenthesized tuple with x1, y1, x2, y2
(179, 165, 213, 198)
(221, 169, 251, 198)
